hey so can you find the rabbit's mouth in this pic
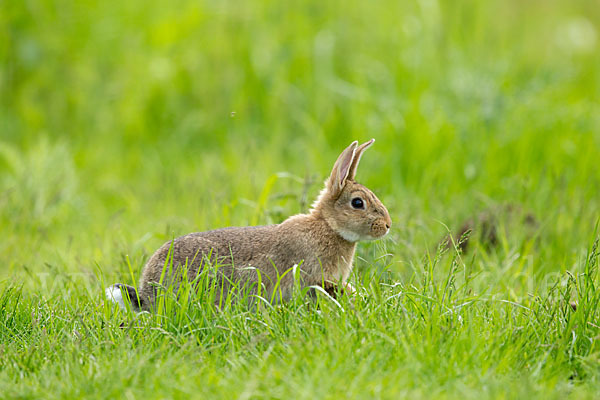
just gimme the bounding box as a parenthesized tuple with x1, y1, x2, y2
(336, 221, 390, 242)
(371, 219, 391, 239)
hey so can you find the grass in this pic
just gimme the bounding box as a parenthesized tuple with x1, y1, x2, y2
(1, 0, 600, 398)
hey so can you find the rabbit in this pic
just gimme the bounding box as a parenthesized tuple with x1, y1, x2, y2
(106, 139, 391, 311)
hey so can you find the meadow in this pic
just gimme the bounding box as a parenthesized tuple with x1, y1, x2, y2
(1, 0, 600, 398)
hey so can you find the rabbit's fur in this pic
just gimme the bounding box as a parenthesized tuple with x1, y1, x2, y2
(106, 139, 391, 311)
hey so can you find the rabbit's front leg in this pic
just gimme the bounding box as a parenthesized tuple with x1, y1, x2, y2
(322, 281, 355, 299)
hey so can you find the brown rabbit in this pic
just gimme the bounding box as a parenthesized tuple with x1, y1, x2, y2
(106, 139, 391, 311)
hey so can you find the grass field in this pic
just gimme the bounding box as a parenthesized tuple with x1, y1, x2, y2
(1, 0, 600, 398)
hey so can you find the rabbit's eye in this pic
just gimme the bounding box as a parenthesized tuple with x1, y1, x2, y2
(351, 197, 364, 209)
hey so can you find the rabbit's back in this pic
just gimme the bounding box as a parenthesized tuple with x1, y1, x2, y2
(139, 225, 279, 304)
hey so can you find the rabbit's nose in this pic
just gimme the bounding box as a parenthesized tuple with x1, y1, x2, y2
(385, 223, 390, 229)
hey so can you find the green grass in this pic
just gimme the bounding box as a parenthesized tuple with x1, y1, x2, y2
(1, 0, 600, 398)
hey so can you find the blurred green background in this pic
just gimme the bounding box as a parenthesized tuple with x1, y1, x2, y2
(1, 0, 599, 293)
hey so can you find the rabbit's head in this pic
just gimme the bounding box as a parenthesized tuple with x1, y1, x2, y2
(313, 139, 391, 242)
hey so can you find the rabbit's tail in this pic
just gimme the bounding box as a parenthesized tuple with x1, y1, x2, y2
(105, 283, 145, 312)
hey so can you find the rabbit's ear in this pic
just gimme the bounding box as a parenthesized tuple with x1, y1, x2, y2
(327, 141, 358, 195)
(347, 138, 375, 181)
